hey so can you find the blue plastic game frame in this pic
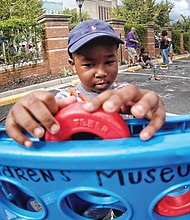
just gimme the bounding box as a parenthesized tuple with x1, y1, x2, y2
(0, 114, 190, 219)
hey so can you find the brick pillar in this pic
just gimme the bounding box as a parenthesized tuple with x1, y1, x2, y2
(38, 15, 71, 74)
(144, 24, 155, 58)
(106, 19, 126, 64)
(180, 30, 185, 53)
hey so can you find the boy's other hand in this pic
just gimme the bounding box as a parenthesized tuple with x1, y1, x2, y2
(83, 84, 166, 140)
(5, 91, 76, 148)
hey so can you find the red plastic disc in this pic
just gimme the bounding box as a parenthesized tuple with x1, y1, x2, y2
(45, 102, 131, 141)
(154, 190, 190, 216)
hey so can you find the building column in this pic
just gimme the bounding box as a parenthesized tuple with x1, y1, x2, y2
(38, 14, 71, 74)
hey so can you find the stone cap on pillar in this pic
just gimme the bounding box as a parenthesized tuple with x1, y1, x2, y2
(106, 19, 126, 26)
(38, 14, 71, 24)
(145, 24, 154, 29)
(160, 27, 173, 31)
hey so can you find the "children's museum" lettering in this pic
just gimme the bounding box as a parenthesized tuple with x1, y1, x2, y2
(0, 164, 189, 186)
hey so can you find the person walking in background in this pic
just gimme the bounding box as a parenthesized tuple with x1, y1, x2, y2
(168, 37, 174, 64)
(125, 27, 138, 67)
(160, 30, 169, 65)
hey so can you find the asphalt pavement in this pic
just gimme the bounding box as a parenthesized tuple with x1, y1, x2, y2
(0, 54, 190, 125)
(119, 57, 190, 115)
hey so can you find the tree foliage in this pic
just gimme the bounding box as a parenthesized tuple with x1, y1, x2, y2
(0, 19, 43, 67)
(172, 15, 190, 32)
(62, 8, 91, 30)
(0, 0, 43, 82)
(0, 0, 43, 21)
(172, 30, 180, 53)
(172, 15, 190, 52)
(110, 0, 174, 29)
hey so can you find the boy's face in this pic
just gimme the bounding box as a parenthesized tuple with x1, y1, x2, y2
(70, 38, 119, 93)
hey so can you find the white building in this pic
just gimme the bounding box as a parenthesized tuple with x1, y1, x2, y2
(82, 0, 117, 20)
(43, 0, 117, 20)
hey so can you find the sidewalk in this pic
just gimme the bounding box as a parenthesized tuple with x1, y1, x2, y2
(0, 54, 189, 107)
(0, 75, 79, 106)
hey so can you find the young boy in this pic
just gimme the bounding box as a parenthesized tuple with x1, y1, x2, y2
(5, 19, 165, 148)
(5, 19, 165, 220)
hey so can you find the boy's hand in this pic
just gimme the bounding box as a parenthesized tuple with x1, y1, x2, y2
(5, 91, 76, 148)
(83, 84, 166, 140)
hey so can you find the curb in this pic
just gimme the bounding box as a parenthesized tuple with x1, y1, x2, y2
(127, 65, 142, 72)
(0, 89, 46, 107)
(0, 75, 78, 107)
(155, 54, 190, 64)
(122, 54, 190, 72)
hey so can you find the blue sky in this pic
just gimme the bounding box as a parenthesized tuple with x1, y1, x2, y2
(63, 0, 76, 9)
(63, 0, 190, 22)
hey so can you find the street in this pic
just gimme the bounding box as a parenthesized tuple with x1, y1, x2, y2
(118, 58, 190, 115)
(0, 58, 190, 125)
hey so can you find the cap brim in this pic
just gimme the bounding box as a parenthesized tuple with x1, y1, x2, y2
(68, 33, 124, 53)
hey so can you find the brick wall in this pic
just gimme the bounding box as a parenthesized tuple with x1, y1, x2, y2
(0, 60, 50, 85)
(0, 15, 71, 85)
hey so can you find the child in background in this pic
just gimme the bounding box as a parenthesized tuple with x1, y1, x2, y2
(168, 37, 174, 64)
(5, 20, 166, 219)
(139, 47, 154, 68)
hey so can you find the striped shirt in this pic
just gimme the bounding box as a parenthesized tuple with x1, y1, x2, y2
(55, 82, 129, 101)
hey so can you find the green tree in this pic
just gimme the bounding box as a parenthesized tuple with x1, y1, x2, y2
(154, 1, 173, 27)
(172, 15, 190, 32)
(110, 0, 173, 28)
(0, 0, 43, 21)
(172, 15, 190, 52)
(0, 0, 43, 82)
(62, 8, 91, 30)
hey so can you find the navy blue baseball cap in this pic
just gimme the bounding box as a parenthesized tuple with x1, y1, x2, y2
(68, 19, 124, 53)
